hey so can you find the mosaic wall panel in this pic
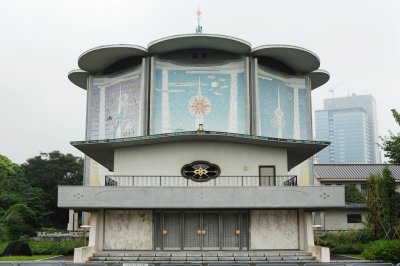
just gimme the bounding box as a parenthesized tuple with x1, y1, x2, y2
(85, 67, 144, 186)
(257, 67, 310, 140)
(88, 67, 144, 140)
(151, 59, 248, 134)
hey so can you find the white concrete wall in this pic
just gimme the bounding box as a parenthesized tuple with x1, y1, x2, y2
(324, 210, 367, 231)
(250, 210, 298, 249)
(104, 210, 152, 250)
(114, 141, 287, 176)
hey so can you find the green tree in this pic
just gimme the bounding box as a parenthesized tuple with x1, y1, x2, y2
(0, 155, 47, 227)
(380, 109, 400, 165)
(366, 167, 398, 239)
(345, 184, 366, 203)
(1, 204, 39, 240)
(366, 174, 381, 239)
(21, 151, 83, 228)
(379, 167, 398, 238)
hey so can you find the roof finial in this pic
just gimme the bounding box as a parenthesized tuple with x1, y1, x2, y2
(195, 7, 203, 34)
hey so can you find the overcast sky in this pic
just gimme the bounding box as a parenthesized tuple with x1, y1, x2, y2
(1, 0, 399, 164)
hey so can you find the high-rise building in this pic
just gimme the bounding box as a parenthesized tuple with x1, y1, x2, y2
(315, 94, 381, 163)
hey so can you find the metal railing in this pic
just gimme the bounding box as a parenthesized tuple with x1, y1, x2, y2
(105, 175, 297, 187)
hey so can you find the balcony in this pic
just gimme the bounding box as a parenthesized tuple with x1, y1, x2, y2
(105, 175, 297, 187)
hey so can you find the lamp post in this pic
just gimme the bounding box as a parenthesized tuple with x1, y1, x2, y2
(80, 225, 91, 246)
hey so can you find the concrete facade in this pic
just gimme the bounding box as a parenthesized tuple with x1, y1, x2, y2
(114, 141, 287, 176)
(323, 210, 366, 231)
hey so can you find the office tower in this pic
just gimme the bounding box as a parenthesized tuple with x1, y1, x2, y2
(315, 94, 381, 163)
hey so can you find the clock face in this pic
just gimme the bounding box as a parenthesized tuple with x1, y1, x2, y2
(181, 161, 221, 182)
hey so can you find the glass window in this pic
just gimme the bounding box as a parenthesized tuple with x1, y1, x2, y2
(347, 214, 362, 223)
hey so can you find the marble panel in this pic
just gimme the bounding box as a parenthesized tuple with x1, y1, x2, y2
(250, 210, 298, 249)
(104, 210, 152, 250)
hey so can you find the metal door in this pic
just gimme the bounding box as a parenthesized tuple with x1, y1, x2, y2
(202, 212, 219, 250)
(183, 212, 201, 250)
(163, 212, 181, 250)
(222, 212, 240, 249)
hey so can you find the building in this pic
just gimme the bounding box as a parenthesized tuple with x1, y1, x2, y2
(58, 33, 344, 263)
(315, 94, 381, 164)
(314, 164, 400, 231)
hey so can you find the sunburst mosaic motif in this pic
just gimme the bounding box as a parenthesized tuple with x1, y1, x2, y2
(188, 95, 211, 118)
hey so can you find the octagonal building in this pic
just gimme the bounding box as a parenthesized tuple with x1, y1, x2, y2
(59, 33, 343, 263)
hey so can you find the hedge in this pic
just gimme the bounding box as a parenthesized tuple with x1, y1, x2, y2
(362, 239, 400, 262)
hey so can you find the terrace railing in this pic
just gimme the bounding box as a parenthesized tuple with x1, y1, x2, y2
(105, 175, 297, 187)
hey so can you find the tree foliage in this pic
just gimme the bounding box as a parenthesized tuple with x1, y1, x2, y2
(0, 155, 47, 225)
(345, 184, 366, 203)
(380, 109, 400, 165)
(1, 204, 39, 240)
(366, 167, 399, 239)
(21, 151, 83, 228)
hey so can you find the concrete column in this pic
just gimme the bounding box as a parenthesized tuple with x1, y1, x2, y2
(74, 212, 79, 231)
(67, 209, 74, 231)
(88, 210, 104, 251)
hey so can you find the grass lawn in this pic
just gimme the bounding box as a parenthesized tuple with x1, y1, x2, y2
(0, 255, 58, 261)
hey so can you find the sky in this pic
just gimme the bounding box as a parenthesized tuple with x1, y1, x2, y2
(0, 0, 399, 164)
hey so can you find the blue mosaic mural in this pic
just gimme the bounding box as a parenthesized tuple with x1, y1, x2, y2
(257, 68, 310, 140)
(152, 59, 248, 134)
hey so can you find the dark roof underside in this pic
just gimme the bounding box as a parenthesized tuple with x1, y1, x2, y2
(315, 164, 400, 181)
(72, 131, 328, 171)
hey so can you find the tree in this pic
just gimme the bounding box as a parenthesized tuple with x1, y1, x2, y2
(1, 204, 39, 240)
(0, 155, 47, 227)
(366, 167, 398, 239)
(21, 151, 83, 228)
(380, 109, 400, 165)
(344, 184, 365, 203)
(379, 167, 398, 238)
(366, 174, 381, 239)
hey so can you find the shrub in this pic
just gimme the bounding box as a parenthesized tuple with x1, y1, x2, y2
(320, 229, 374, 248)
(362, 239, 400, 262)
(28, 240, 84, 255)
(1, 204, 39, 240)
(330, 243, 364, 254)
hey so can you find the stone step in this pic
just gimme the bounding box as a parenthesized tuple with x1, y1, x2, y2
(90, 250, 317, 263)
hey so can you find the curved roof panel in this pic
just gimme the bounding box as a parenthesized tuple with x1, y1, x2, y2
(252, 45, 320, 74)
(68, 69, 90, 90)
(148, 34, 252, 55)
(78, 44, 147, 73)
(308, 69, 330, 90)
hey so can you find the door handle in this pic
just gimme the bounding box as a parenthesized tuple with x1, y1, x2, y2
(202, 230, 206, 235)
(235, 229, 240, 235)
(163, 229, 168, 235)
(197, 229, 202, 235)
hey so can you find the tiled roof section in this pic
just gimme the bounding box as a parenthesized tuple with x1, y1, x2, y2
(315, 164, 400, 181)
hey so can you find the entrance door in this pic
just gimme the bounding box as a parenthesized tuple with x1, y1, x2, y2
(163, 212, 181, 250)
(155, 211, 248, 250)
(202, 213, 219, 250)
(222, 212, 240, 249)
(183, 212, 201, 250)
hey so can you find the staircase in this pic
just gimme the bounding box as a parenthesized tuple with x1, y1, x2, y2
(90, 250, 316, 264)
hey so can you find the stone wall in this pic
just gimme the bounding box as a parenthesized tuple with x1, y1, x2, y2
(104, 210, 152, 250)
(250, 210, 298, 249)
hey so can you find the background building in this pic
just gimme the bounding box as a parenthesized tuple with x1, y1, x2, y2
(315, 94, 381, 163)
